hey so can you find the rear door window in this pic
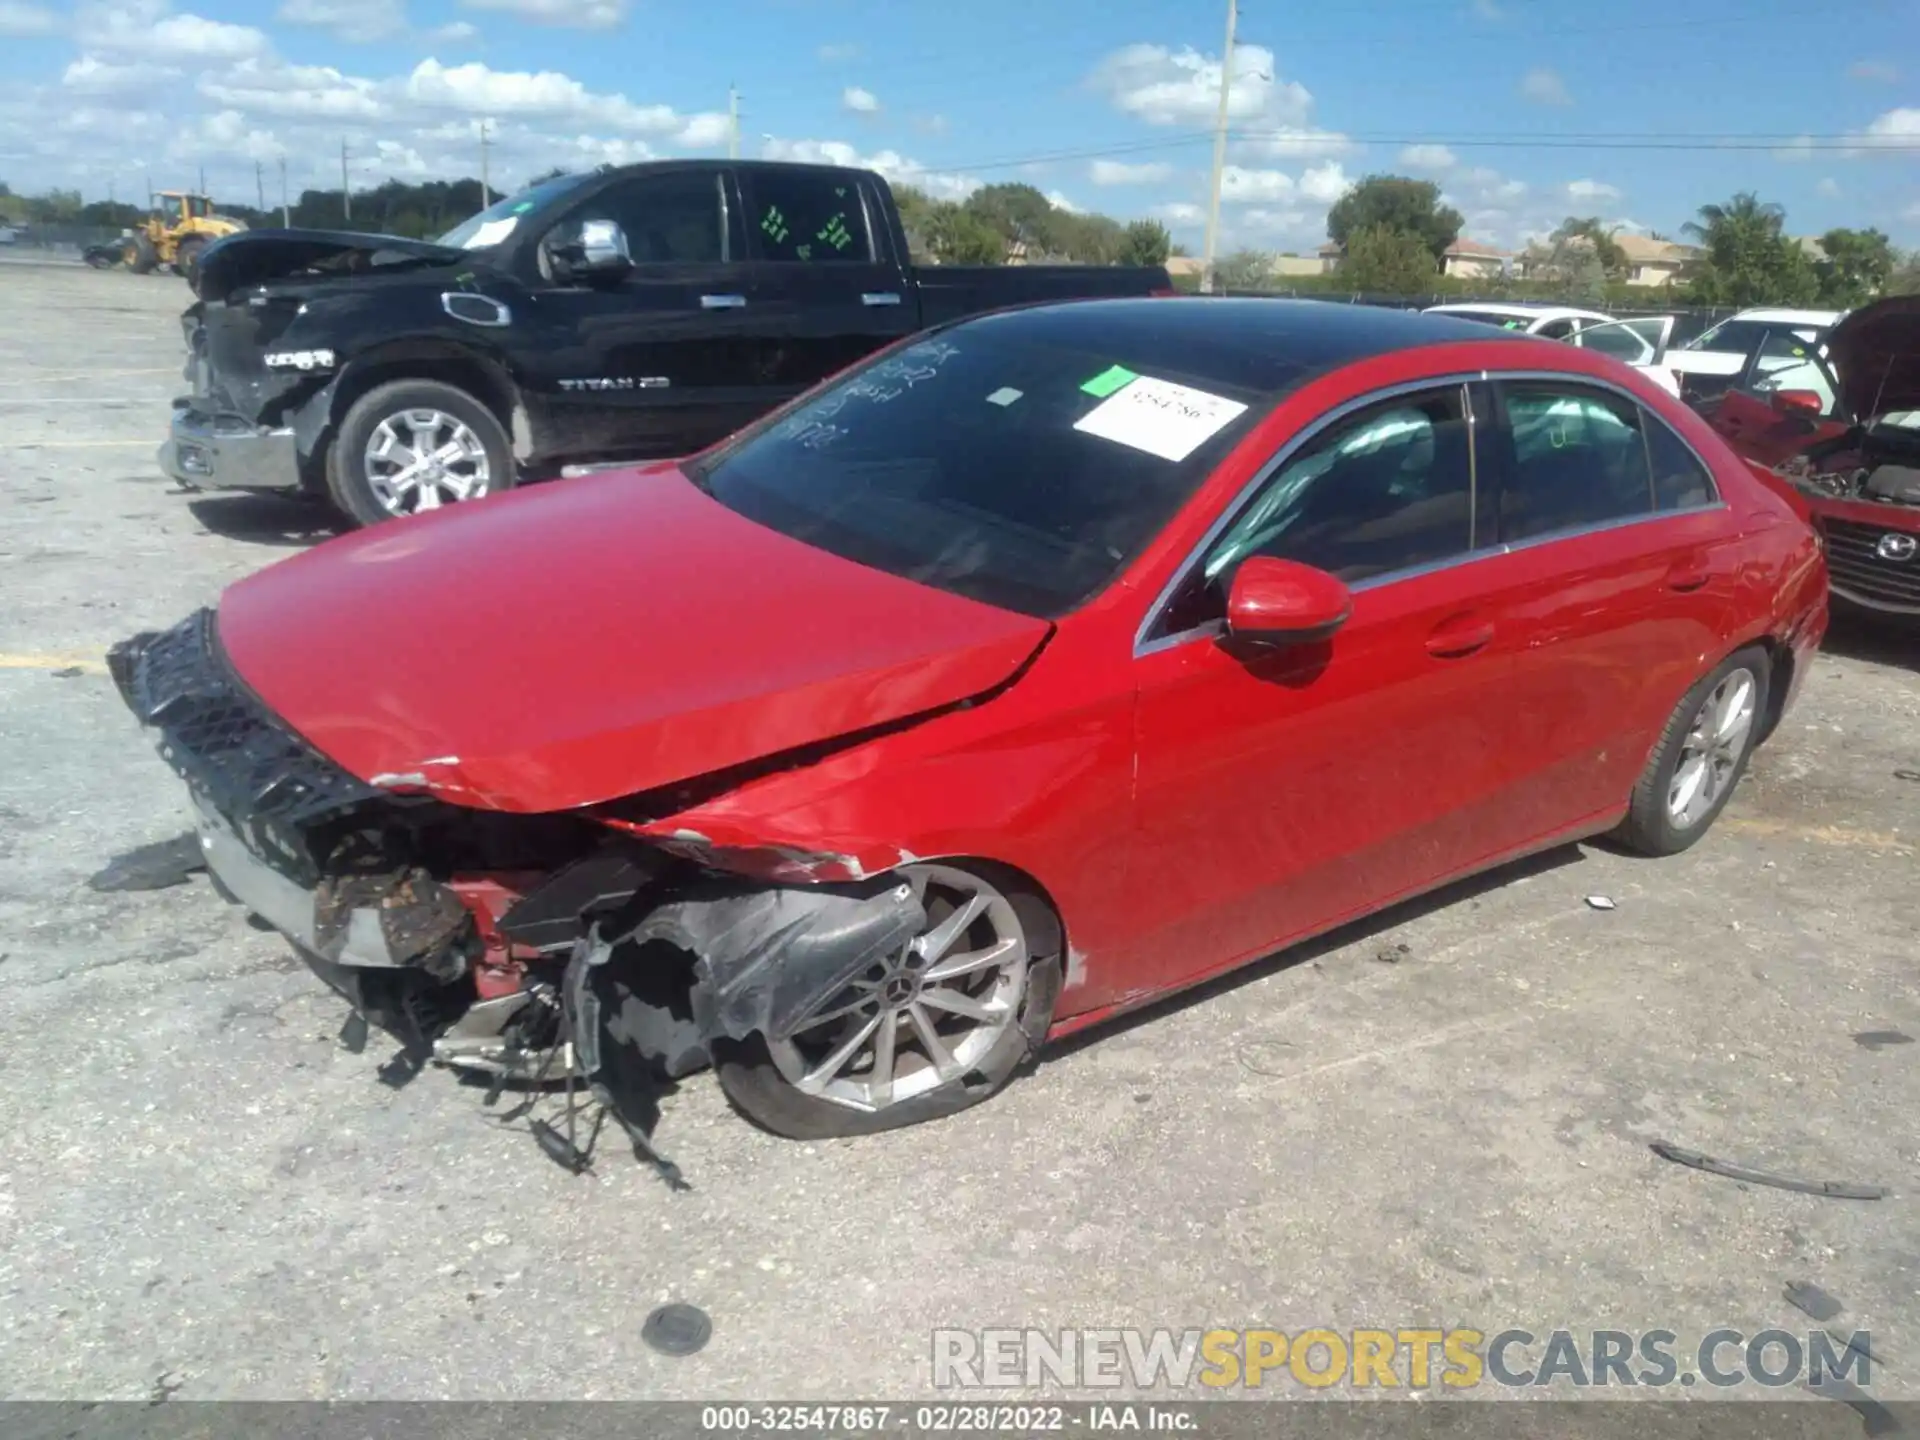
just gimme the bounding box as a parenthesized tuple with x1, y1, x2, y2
(742, 170, 877, 264)
(1495, 383, 1655, 542)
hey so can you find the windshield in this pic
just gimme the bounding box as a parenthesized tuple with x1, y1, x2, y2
(1684, 318, 1825, 354)
(435, 173, 591, 249)
(694, 323, 1272, 618)
(1432, 309, 1532, 331)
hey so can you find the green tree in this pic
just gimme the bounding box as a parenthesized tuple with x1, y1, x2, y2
(1116, 218, 1172, 267)
(923, 201, 1005, 265)
(1887, 249, 1920, 297)
(1814, 227, 1894, 307)
(963, 182, 1060, 254)
(1681, 192, 1819, 307)
(1341, 224, 1438, 295)
(1327, 175, 1463, 261)
(1212, 249, 1277, 291)
(1552, 217, 1627, 279)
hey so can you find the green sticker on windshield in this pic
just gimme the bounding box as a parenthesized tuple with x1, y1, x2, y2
(512, 201, 534, 214)
(1081, 364, 1138, 398)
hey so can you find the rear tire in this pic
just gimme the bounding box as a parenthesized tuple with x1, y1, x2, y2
(1613, 646, 1770, 856)
(326, 379, 515, 528)
(713, 864, 1063, 1140)
(126, 234, 158, 275)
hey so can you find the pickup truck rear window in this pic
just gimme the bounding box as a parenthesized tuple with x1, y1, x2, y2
(693, 324, 1270, 617)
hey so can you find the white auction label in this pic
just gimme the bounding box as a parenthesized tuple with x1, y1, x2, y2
(1072, 375, 1248, 462)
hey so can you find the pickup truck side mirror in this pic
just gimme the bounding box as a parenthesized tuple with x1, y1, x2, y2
(547, 218, 633, 283)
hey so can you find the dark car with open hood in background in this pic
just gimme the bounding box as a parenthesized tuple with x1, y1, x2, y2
(1699, 296, 1920, 624)
(164, 159, 1173, 528)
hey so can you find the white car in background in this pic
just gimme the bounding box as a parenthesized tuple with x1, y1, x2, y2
(1661, 307, 1844, 401)
(1422, 302, 1681, 396)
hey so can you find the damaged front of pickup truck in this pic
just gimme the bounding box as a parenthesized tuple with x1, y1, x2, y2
(107, 451, 1077, 1156)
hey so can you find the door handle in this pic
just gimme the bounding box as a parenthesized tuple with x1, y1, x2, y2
(1425, 617, 1494, 659)
(700, 293, 748, 309)
(862, 292, 903, 307)
(1667, 565, 1712, 593)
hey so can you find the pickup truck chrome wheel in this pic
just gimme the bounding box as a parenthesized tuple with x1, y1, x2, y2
(1667, 665, 1757, 830)
(764, 864, 1032, 1114)
(364, 408, 493, 515)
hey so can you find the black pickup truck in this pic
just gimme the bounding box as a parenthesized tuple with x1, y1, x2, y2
(165, 159, 1173, 526)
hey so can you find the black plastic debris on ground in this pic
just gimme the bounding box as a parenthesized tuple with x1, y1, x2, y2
(1785, 1280, 1845, 1322)
(1648, 1140, 1890, 1200)
(641, 1303, 712, 1356)
(87, 833, 206, 893)
(1855, 1030, 1915, 1051)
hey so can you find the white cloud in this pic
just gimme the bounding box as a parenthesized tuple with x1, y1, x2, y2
(1247, 127, 1352, 159)
(460, 0, 624, 29)
(201, 58, 385, 119)
(276, 0, 407, 42)
(1220, 165, 1294, 203)
(817, 42, 858, 62)
(759, 136, 981, 202)
(1153, 201, 1204, 224)
(1089, 159, 1173, 185)
(0, 1, 58, 35)
(171, 107, 286, 163)
(1567, 178, 1621, 201)
(1861, 107, 1920, 148)
(78, 2, 272, 63)
(1046, 190, 1082, 214)
(1519, 67, 1572, 106)
(842, 86, 880, 115)
(1905, 200, 1920, 222)
(673, 111, 731, 147)
(1848, 60, 1898, 82)
(1399, 144, 1457, 171)
(1817, 176, 1842, 197)
(1299, 160, 1353, 204)
(1090, 42, 1313, 129)
(1471, 0, 1501, 17)
(62, 55, 180, 95)
(430, 19, 477, 41)
(403, 58, 676, 131)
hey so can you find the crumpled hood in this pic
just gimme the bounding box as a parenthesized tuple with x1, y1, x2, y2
(1826, 295, 1920, 421)
(215, 467, 1051, 813)
(192, 227, 471, 301)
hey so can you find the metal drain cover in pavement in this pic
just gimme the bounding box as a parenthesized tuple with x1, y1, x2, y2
(642, 1303, 712, 1356)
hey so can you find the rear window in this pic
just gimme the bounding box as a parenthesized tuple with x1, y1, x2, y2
(692, 322, 1272, 617)
(1435, 309, 1531, 330)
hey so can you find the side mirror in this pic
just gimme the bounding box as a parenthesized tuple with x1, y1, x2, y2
(1223, 557, 1353, 646)
(1770, 389, 1824, 418)
(548, 218, 632, 282)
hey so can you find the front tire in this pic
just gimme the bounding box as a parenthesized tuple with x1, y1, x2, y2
(126, 234, 158, 274)
(326, 379, 514, 528)
(714, 864, 1063, 1140)
(1614, 647, 1770, 856)
(175, 235, 206, 285)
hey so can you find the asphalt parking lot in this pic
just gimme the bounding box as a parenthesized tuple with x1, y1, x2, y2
(0, 256, 1917, 1405)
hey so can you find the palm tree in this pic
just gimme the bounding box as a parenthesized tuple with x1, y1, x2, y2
(1682, 192, 1787, 249)
(1680, 192, 1815, 306)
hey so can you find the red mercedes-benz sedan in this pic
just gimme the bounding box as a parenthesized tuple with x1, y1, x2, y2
(110, 298, 1827, 1150)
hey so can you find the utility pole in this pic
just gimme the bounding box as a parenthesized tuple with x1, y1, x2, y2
(479, 120, 491, 207)
(341, 140, 352, 223)
(198, 163, 207, 197)
(1200, 0, 1238, 295)
(728, 86, 740, 159)
(279, 157, 290, 227)
(255, 160, 265, 211)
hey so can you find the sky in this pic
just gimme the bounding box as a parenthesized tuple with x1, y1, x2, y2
(1, 0, 1917, 253)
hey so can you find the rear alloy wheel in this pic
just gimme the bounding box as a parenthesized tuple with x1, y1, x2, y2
(327, 379, 515, 527)
(715, 864, 1062, 1139)
(1614, 646, 1770, 856)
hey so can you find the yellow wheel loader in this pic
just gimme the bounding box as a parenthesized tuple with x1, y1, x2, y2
(123, 191, 247, 282)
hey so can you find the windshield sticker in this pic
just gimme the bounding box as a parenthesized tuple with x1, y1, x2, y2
(1080, 364, 1138, 398)
(463, 217, 518, 249)
(511, 201, 535, 214)
(986, 387, 1022, 407)
(1074, 376, 1249, 463)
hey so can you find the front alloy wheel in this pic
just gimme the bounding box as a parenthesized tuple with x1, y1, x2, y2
(715, 863, 1062, 1139)
(364, 409, 493, 515)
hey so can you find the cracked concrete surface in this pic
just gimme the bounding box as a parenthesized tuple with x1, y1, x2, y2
(0, 260, 1917, 1405)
